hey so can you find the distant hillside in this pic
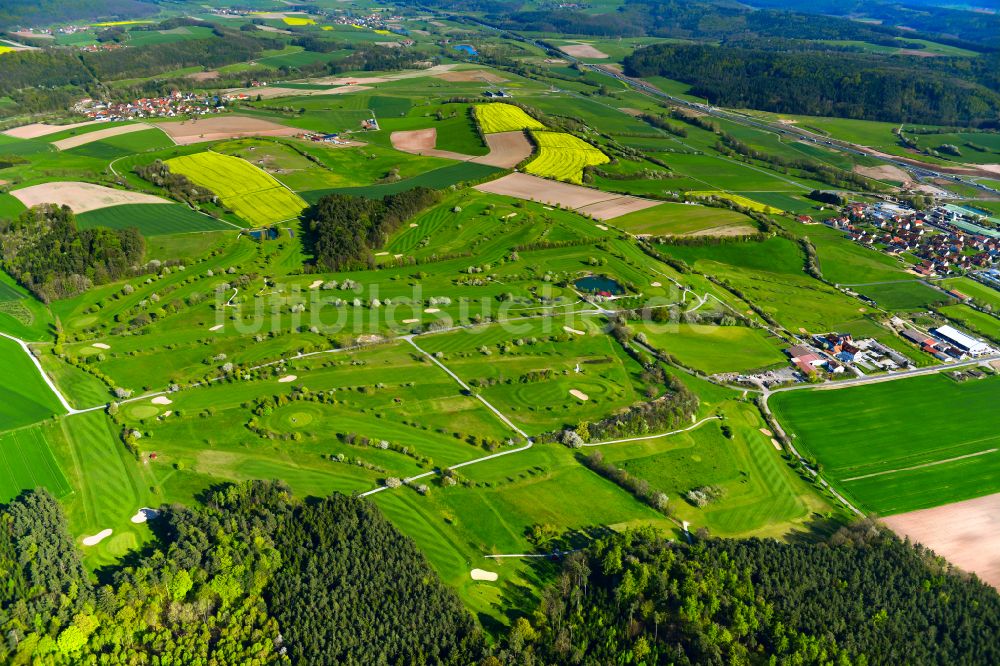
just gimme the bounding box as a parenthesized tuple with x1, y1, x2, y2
(0, 0, 158, 30)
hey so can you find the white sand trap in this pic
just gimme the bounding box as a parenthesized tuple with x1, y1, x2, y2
(151, 396, 172, 405)
(403, 318, 420, 324)
(563, 326, 585, 335)
(278, 375, 297, 383)
(161, 410, 172, 418)
(11, 182, 170, 214)
(424, 308, 440, 313)
(759, 427, 773, 437)
(650, 281, 661, 287)
(309, 280, 324, 289)
(209, 324, 224, 331)
(771, 438, 782, 451)
(374, 251, 388, 256)
(130, 507, 160, 524)
(596, 224, 608, 230)
(92, 342, 111, 350)
(570, 389, 589, 401)
(82, 529, 113, 546)
(471, 568, 499, 581)
(409, 223, 418, 227)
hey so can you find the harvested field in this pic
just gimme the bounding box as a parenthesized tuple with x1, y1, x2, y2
(390, 128, 473, 161)
(472, 131, 533, 168)
(576, 197, 661, 220)
(186, 70, 220, 81)
(3, 120, 102, 139)
(52, 123, 153, 151)
(558, 43, 609, 59)
(475, 173, 658, 220)
(883, 493, 1000, 589)
(11, 182, 169, 213)
(435, 70, 506, 83)
(309, 64, 459, 87)
(237, 85, 372, 100)
(855, 164, 910, 182)
(155, 116, 300, 145)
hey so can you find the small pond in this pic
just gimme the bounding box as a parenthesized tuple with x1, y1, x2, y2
(453, 44, 478, 56)
(574, 275, 624, 295)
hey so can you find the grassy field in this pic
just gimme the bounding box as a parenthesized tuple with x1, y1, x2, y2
(599, 402, 835, 537)
(610, 203, 756, 236)
(474, 104, 545, 134)
(0, 335, 63, 429)
(855, 281, 949, 310)
(525, 131, 609, 184)
(76, 203, 236, 235)
(687, 191, 784, 214)
(166, 151, 307, 225)
(301, 162, 500, 201)
(771, 374, 1000, 514)
(0, 424, 72, 503)
(66, 128, 174, 160)
(937, 304, 1000, 343)
(939, 277, 1000, 311)
(635, 323, 788, 374)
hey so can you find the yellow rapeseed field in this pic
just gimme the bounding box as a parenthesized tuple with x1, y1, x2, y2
(474, 104, 545, 134)
(166, 152, 306, 226)
(524, 131, 609, 184)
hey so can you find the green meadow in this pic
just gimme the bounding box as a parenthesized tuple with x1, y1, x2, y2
(771, 374, 1000, 514)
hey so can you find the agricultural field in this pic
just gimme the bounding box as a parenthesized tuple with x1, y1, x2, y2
(772, 374, 1000, 515)
(939, 277, 1000, 311)
(855, 281, 950, 310)
(474, 103, 545, 134)
(613, 203, 757, 236)
(635, 323, 788, 374)
(0, 425, 72, 503)
(76, 203, 236, 235)
(0, 335, 63, 428)
(687, 191, 784, 214)
(165, 151, 307, 225)
(524, 131, 610, 184)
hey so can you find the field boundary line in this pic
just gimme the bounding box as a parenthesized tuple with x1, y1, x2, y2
(842, 448, 998, 483)
(582, 415, 721, 446)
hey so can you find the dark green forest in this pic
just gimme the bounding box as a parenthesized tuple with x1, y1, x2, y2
(303, 188, 441, 271)
(3, 486, 1000, 664)
(0, 204, 145, 301)
(0, 0, 158, 30)
(624, 44, 1000, 126)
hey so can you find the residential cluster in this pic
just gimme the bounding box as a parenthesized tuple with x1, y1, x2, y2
(786, 334, 909, 379)
(73, 92, 229, 120)
(832, 202, 1000, 277)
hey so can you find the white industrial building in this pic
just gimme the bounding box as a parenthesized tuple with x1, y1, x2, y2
(933, 325, 992, 356)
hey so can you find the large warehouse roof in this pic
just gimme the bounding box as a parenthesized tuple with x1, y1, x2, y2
(934, 325, 989, 353)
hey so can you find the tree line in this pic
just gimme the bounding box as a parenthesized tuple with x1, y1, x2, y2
(303, 187, 441, 271)
(624, 43, 1000, 126)
(0, 204, 145, 301)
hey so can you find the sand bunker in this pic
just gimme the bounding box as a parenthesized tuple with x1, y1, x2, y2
(563, 326, 585, 335)
(155, 115, 300, 145)
(570, 389, 589, 401)
(3, 120, 102, 139)
(82, 529, 113, 546)
(650, 281, 661, 287)
(559, 43, 609, 59)
(53, 123, 152, 151)
(424, 308, 440, 313)
(11, 182, 170, 214)
(403, 318, 420, 324)
(475, 173, 659, 220)
(409, 223, 418, 227)
(770, 438, 782, 451)
(309, 280, 324, 289)
(151, 396, 172, 405)
(884, 492, 1000, 589)
(759, 427, 773, 437)
(278, 375, 297, 383)
(92, 342, 111, 350)
(130, 507, 160, 524)
(209, 324, 224, 331)
(470, 568, 499, 581)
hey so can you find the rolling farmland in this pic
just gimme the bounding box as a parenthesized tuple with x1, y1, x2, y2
(165, 151, 307, 225)
(76, 203, 235, 235)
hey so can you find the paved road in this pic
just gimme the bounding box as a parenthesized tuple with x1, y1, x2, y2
(582, 415, 721, 446)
